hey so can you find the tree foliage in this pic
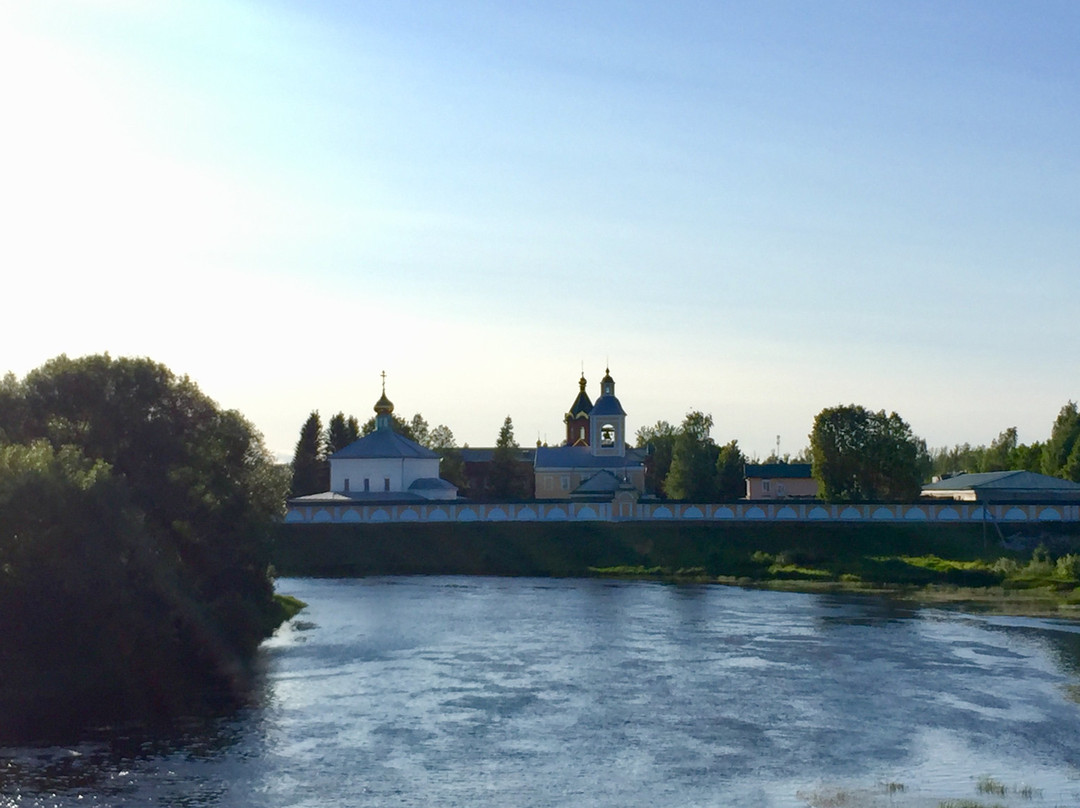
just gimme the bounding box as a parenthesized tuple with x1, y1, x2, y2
(810, 404, 926, 502)
(636, 420, 677, 498)
(325, 411, 359, 456)
(290, 411, 327, 496)
(716, 440, 748, 501)
(1043, 401, 1080, 482)
(0, 354, 289, 741)
(664, 411, 720, 501)
(489, 416, 532, 500)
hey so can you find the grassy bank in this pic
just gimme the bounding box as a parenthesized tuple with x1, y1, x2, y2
(272, 521, 1080, 617)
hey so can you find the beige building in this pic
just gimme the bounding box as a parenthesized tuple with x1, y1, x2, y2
(744, 463, 818, 500)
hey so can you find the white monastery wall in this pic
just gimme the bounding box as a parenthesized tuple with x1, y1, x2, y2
(285, 500, 1080, 525)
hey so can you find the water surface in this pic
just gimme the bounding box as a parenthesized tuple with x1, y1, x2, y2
(3, 577, 1080, 807)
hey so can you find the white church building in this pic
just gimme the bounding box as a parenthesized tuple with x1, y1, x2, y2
(287, 381, 457, 519)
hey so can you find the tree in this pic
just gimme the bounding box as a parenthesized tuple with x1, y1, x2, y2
(291, 411, 327, 496)
(1012, 441, 1044, 472)
(636, 420, 677, 498)
(664, 411, 720, 501)
(716, 439, 747, 501)
(981, 427, 1018, 472)
(325, 411, 359, 456)
(489, 416, 532, 500)
(409, 413, 430, 448)
(426, 424, 466, 489)
(810, 404, 925, 501)
(0, 354, 291, 740)
(1043, 402, 1080, 481)
(428, 424, 457, 450)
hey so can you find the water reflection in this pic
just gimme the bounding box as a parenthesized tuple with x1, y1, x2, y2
(3, 577, 1080, 807)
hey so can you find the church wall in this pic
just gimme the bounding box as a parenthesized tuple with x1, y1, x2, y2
(331, 456, 440, 494)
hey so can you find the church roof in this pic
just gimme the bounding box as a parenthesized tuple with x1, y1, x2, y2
(590, 394, 626, 417)
(745, 463, 813, 479)
(923, 471, 1080, 493)
(566, 373, 593, 419)
(534, 445, 645, 470)
(330, 429, 438, 460)
(573, 469, 622, 493)
(408, 477, 457, 491)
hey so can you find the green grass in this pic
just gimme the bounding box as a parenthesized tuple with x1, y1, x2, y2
(272, 521, 1080, 618)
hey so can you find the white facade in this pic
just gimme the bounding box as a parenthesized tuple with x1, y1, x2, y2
(331, 455, 441, 495)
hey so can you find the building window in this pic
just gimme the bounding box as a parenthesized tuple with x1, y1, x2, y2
(601, 423, 615, 447)
(561, 475, 570, 491)
(364, 478, 370, 492)
(579, 426, 586, 441)
(384, 477, 391, 492)
(343, 478, 350, 492)
(762, 480, 771, 494)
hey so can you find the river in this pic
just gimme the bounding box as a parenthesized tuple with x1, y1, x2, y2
(3, 577, 1080, 807)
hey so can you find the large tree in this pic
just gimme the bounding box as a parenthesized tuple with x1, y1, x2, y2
(325, 411, 360, 456)
(0, 354, 291, 741)
(664, 411, 720, 501)
(810, 404, 926, 501)
(1043, 401, 1080, 482)
(291, 411, 327, 496)
(427, 424, 466, 489)
(716, 439, 748, 501)
(636, 420, 677, 498)
(489, 416, 532, 500)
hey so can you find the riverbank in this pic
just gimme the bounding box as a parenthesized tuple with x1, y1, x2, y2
(272, 520, 1080, 617)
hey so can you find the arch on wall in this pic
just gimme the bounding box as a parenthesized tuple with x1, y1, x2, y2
(840, 507, 862, 520)
(808, 506, 830, 520)
(1038, 507, 1062, 521)
(285, 509, 305, 523)
(544, 506, 568, 520)
(653, 506, 673, 519)
(400, 509, 419, 522)
(576, 505, 599, 520)
(683, 506, 704, 519)
(713, 506, 735, 519)
(428, 508, 448, 522)
(457, 508, 478, 522)
(342, 509, 362, 523)
(313, 509, 333, 523)
(487, 507, 508, 521)
(776, 506, 797, 520)
(872, 507, 895, 520)
(516, 506, 538, 521)
(745, 506, 766, 519)
(370, 508, 390, 522)
(904, 507, 928, 520)
(937, 507, 959, 521)
(1003, 507, 1028, 521)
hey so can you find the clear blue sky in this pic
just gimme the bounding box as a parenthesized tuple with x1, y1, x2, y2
(2, 1, 1078, 460)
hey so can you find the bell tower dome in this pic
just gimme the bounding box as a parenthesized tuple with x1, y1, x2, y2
(589, 366, 626, 457)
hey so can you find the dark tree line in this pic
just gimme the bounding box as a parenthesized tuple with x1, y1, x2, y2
(930, 402, 1080, 482)
(635, 411, 747, 501)
(0, 355, 291, 742)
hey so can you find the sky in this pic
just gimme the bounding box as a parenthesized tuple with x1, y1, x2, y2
(2, 1, 1078, 462)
